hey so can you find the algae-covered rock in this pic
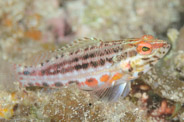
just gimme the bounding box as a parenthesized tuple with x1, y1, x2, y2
(177, 26, 184, 51)
(142, 61, 184, 103)
(174, 51, 184, 81)
(67, 0, 181, 39)
(0, 0, 73, 63)
(130, 79, 183, 121)
(43, 85, 147, 121)
(0, 85, 147, 121)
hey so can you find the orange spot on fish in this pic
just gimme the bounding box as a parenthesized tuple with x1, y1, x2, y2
(100, 74, 110, 82)
(85, 78, 98, 87)
(109, 73, 123, 83)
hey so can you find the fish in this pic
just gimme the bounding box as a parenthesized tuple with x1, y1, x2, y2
(0, 35, 171, 102)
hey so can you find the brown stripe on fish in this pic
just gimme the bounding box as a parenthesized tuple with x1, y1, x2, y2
(114, 52, 128, 62)
(74, 63, 89, 70)
(148, 60, 157, 67)
(128, 50, 137, 57)
(73, 41, 122, 55)
(42, 82, 49, 87)
(51, 47, 121, 68)
(82, 53, 95, 60)
(140, 60, 156, 68)
(128, 67, 133, 72)
(99, 59, 105, 66)
(106, 57, 113, 63)
(37, 40, 129, 76)
(148, 60, 156, 64)
(158, 50, 162, 55)
(39, 40, 125, 68)
(34, 40, 129, 68)
(142, 58, 150, 60)
(68, 80, 80, 85)
(54, 82, 63, 87)
(39, 47, 122, 75)
(90, 61, 98, 68)
(28, 82, 34, 87)
(122, 52, 128, 59)
(153, 55, 160, 59)
(23, 71, 30, 75)
(41, 56, 114, 75)
(78, 40, 125, 57)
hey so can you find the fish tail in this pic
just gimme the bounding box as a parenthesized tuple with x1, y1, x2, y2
(0, 58, 19, 91)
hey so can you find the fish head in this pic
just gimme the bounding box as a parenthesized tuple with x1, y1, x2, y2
(120, 35, 171, 78)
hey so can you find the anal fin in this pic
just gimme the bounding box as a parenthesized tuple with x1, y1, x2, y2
(92, 81, 131, 102)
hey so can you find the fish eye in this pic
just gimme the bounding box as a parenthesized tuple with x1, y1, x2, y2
(137, 41, 152, 55)
(142, 46, 150, 52)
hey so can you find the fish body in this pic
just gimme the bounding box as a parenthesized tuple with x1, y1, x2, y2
(14, 35, 170, 101)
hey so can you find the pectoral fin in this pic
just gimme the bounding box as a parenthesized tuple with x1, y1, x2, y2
(92, 81, 131, 102)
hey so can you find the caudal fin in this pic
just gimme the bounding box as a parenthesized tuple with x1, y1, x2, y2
(0, 58, 19, 91)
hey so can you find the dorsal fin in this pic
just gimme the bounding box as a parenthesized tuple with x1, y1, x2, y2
(23, 37, 102, 67)
(23, 50, 59, 66)
(60, 37, 102, 53)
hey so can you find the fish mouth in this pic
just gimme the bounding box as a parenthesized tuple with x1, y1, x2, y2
(152, 41, 171, 59)
(161, 42, 171, 56)
(164, 42, 171, 53)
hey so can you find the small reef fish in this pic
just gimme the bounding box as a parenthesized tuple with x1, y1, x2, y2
(12, 35, 170, 101)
